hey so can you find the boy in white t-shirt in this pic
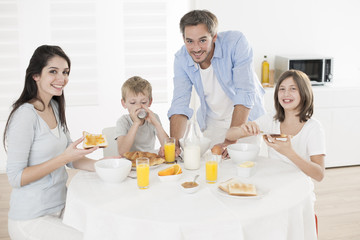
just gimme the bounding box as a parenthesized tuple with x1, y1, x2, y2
(226, 70, 325, 182)
(115, 76, 169, 155)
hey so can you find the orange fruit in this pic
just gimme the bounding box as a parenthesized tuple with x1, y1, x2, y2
(158, 164, 182, 176)
(158, 166, 175, 176)
(173, 164, 182, 175)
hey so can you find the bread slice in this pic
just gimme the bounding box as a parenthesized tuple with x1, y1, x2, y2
(124, 151, 165, 167)
(218, 178, 257, 196)
(269, 133, 288, 138)
(228, 183, 257, 196)
(83, 131, 108, 149)
(218, 178, 238, 194)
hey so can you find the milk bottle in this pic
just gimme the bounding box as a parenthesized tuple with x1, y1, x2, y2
(183, 119, 201, 170)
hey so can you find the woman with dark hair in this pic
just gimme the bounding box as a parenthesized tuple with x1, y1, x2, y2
(226, 70, 325, 182)
(3, 45, 98, 239)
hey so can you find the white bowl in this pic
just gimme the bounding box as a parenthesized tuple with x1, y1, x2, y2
(158, 173, 183, 182)
(236, 161, 256, 178)
(227, 143, 260, 164)
(180, 181, 200, 194)
(179, 137, 211, 156)
(95, 158, 132, 183)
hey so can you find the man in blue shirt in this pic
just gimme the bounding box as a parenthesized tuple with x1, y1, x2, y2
(167, 10, 265, 154)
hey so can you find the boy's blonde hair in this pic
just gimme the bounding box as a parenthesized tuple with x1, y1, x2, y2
(121, 76, 152, 101)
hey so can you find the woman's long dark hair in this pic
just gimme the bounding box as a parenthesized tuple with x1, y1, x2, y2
(3, 45, 71, 150)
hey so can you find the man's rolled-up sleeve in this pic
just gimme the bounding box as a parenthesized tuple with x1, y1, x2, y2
(231, 34, 258, 109)
(167, 56, 194, 120)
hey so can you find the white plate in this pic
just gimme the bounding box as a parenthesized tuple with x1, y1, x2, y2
(215, 185, 265, 199)
(131, 164, 162, 171)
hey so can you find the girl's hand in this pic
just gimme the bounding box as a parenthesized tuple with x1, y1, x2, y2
(263, 135, 294, 156)
(63, 137, 99, 163)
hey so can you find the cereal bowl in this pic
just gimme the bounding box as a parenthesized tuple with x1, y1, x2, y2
(227, 143, 260, 164)
(95, 158, 132, 183)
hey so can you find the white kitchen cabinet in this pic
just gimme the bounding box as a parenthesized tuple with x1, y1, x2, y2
(263, 85, 360, 168)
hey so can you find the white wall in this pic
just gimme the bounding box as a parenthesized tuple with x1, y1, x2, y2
(195, 0, 360, 86)
(2, 0, 360, 172)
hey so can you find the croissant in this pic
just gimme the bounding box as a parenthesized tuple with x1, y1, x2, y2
(123, 151, 165, 167)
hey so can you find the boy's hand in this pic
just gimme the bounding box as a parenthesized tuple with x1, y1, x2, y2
(142, 105, 160, 126)
(130, 108, 142, 125)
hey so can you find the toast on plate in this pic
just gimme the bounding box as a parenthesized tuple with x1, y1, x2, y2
(218, 178, 257, 196)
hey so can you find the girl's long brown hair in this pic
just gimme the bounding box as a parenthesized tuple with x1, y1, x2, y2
(274, 70, 314, 122)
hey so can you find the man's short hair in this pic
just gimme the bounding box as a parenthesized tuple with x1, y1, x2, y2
(180, 10, 218, 37)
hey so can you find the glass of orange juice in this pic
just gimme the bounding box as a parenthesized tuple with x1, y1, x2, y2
(136, 157, 149, 189)
(164, 137, 176, 164)
(206, 157, 218, 184)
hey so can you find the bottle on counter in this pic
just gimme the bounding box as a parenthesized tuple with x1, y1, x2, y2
(183, 119, 201, 170)
(262, 55, 270, 87)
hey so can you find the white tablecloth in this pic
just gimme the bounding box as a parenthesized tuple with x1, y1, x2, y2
(63, 156, 317, 240)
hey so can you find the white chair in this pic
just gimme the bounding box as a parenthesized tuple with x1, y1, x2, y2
(102, 127, 119, 157)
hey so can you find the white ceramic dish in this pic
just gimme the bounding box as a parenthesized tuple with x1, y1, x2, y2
(227, 143, 260, 164)
(157, 173, 183, 182)
(95, 158, 132, 183)
(179, 137, 211, 156)
(180, 181, 200, 194)
(236, 161, 256, 178)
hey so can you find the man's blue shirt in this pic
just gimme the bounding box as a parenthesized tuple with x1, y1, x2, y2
(168, 31, 265, 131)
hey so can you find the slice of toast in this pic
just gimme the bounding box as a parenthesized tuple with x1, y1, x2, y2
(218, 178, 257, 196)
(228, 182, 257, 196)
(218, 178, 238, 194)
(83, 131, 108, 149)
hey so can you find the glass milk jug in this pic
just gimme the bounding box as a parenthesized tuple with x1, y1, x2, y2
(183, 119, 201, 170)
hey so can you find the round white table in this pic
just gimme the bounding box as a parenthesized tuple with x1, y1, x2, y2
(63, 155, 317, 240)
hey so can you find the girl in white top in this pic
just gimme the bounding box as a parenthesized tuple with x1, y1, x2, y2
(3, 45, 101, 239)
(226, 70, 325, 181)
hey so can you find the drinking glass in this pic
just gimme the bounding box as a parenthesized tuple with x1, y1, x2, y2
(206, 157, 218, 184)
(164, 137, 176, 164)
(136, 157, 149, 189)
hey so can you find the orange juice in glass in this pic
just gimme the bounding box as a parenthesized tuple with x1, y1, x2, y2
(136, 157, 149, 189)
(206, 159, 218, 184)
(164, 137, 176, 164)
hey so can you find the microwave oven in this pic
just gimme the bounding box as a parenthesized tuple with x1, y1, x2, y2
(275, 55, 333, 85)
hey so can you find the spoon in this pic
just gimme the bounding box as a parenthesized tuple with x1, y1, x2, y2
(193, 174, 199, 183)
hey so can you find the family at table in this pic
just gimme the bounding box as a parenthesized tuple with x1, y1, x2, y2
(3, 9, 325, 240)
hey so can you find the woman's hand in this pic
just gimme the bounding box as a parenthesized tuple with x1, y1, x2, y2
(62, 137, 99, 163)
